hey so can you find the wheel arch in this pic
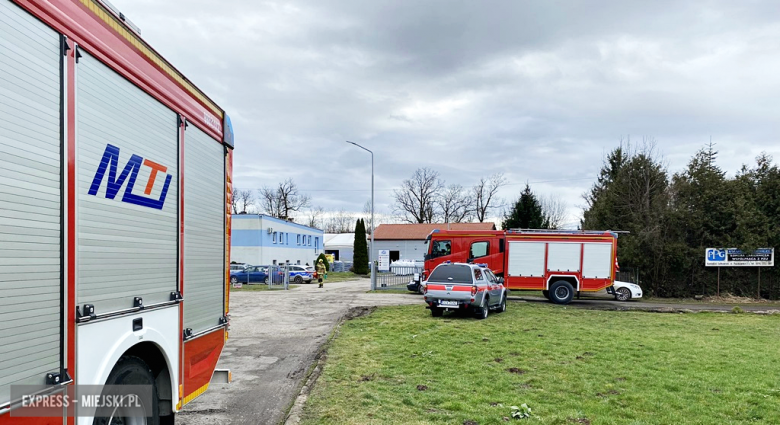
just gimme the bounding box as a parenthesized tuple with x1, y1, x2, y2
(546, 275, 579, 291)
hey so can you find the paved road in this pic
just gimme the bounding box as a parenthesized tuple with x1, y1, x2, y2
(177, 283, 779, 425)
(176, 279, 419, 425)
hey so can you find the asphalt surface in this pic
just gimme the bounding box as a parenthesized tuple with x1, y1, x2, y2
(176, 279, 419, 425)
(177, 282, 779, 425)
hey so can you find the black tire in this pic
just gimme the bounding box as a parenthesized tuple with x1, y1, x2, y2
(417, 284, 425, 295)
(548, 281, 574, 305)
(431, 307, 443, 317)
(294, 276, 303, 285)
(542, 290, 550, 300)
(230, 276, 238, 285)
(616, 287, 631, 301)
(263, 277, 269, 284)
(497, 294, 507, 313)
(93, 356, 159, 425)
(474, 297, 489, 319)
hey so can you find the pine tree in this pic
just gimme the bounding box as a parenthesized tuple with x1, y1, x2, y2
(502, 184, 549, 230)
(353, 219, 369, 275)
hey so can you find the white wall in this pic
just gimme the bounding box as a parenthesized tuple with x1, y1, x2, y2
(373, 240, 428, 262)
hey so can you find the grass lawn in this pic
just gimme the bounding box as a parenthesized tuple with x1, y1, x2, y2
(231, 284, 299, 291)
(322, 272, 366, 283)
(301, 303, 780, 424)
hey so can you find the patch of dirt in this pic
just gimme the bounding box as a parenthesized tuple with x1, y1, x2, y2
(568, 418, 591, 424)
(358, 375, 374, 382)
(509, 351, 520, 356)
(490, 402, 500, 406)
(615, 377, 626, 382)
(344, 306, 376, 320)
(482, 338, 490, 342)
(704, 293, 775, 304)
(518, 383, 533, 389)
(417, 385, 428, 391)
(507, 368, 527, 375)
(582, 352, 595, 356)
(712, 328, 720, 331)
(494, 358, 503, 363)
(463, 421, 479, 425)
(596, 389, 620, 397)
(576, 356, 584, 360)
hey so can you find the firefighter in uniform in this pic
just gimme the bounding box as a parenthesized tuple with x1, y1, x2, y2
(316, 259, 327, 288)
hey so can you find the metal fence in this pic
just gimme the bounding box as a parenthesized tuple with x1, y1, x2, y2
(373, 265, 423, 290)
(615, 267, 639, 285)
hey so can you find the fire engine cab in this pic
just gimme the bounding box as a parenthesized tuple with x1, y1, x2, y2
(423, 229, 620, 304)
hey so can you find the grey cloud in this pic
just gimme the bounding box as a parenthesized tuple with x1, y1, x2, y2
(114, 0, 780, 223)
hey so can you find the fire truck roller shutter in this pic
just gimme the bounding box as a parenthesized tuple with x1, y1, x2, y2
(546, 243, 582, 272)
(507, 242, 545, 277)
(76, 50, 178, 313)
(0, 0, 62, 405)
(582, 243, 613, 279)
(183, 123, 225, 334)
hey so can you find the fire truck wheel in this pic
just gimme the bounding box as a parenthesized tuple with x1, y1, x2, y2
(549, 281, 574, 305)
(615, 287, 631, 301)
(541, 290, 550, 300)
(431, 306, 443, 317)
(94, 356, 160, 425)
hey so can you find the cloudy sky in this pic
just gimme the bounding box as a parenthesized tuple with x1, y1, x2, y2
(113, 0, 780, 227)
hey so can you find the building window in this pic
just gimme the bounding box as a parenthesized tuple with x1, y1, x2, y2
(315, 237, 319, 250)
(297, 234, 301, 245)
(273, 232, 277, 244)
(308, 235, 312, 246)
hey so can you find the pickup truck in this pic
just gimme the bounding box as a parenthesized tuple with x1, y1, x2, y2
(422, 262, 507, 319)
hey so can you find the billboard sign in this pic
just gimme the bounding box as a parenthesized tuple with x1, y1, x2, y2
(705, 248, 774, 267)
(378, 249, 390, 271)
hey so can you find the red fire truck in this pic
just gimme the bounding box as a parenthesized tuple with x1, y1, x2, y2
(1, 0, 233, 423)
(423, 229, 619, 304)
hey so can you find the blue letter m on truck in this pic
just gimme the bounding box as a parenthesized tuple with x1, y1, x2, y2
(88, 144, 172, 210)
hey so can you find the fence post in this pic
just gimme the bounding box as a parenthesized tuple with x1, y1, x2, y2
(284, 261, 290, 290)
(371, 262, 376, 291)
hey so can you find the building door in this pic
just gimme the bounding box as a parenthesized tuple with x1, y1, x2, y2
(390, 251, 400, 262)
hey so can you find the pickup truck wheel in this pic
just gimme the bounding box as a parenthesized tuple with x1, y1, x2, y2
(474, 297, 489, 320)
(497, 295, 507, 313)
(431, 307, 443, 317)
(616, 287, 631, 301)
(294, 276, 303, 285)
(542, 290, 550, 300)
(549, 281, 574, 305)
(93, 356, 159, 425)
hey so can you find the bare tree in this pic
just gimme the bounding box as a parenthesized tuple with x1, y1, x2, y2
(306, 206, 325, 229)
(258, 178, 311, 220)
(437, 184, 472, 223)
(324, 209, 354, 233)
(393, 168, 444, 223)
(232, 188, 255, 214)
(472, 173, 507, 222)
(540, 194, 568, 229)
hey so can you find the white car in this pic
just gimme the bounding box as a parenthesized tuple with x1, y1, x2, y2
(612, 281, 643, 301)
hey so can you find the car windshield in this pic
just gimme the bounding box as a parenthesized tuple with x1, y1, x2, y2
(427, 265, 473, 284)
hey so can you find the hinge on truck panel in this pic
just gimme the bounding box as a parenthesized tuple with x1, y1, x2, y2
(133, 297, 144, 309)
(60, 35, 70, 56)
(170, 291, 182, 302)
(75, 46, 82, 63)
(183, 328, 193, 339)
(77, 304, 96, 321)
(45, 370, 71, 385)
(219, 316, 228, 326)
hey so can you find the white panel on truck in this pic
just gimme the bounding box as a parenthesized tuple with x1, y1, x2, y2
(0, 0, 61, 405)
(507, 242, 545, 277)
(76, 50, 178, 314)
(546, 243, 581, 272)
(183, 124, 225, 334)
(582, 243, 613, 279)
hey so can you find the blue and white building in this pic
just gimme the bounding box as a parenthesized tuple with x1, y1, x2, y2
(231, 214, 324, 266)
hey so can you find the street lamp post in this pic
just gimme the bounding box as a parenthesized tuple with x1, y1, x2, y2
(346, 141, 375, 289)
